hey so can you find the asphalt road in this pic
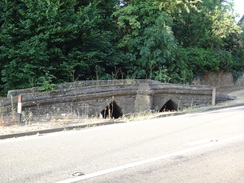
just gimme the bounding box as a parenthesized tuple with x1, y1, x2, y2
(0, 106, 244, 183)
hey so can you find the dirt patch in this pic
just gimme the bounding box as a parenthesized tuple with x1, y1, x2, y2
(0, 117, 108, 135)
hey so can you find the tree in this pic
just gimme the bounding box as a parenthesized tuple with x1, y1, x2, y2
(0, 0, 120, 92)
(113, 1, 177, 79)
(172, 0, 242, 49)
(0, 0, 243, 95)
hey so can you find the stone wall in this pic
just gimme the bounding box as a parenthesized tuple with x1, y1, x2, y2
(0, 80, 214, 118)
(151, 84, 213, 110)
(192, 71, 244, 88)
(235, 74, 244, 87)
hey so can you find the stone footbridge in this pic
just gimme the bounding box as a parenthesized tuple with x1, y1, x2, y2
(1, 80, 214, 119)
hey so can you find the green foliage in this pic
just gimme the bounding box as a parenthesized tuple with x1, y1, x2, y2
(186, 48, 220, 74)
(231, 47, 244, 81)
(167, 47, 194, 83)
(183, 47, 234, 75)
(0, 0, 243, 95)
(230, 19, 244, 81)
(114, 1, 177, 79)
(154, 67, 170, 83)
(172, 0, 242, 49)
(0, 0, 120, 92)
(37, 72, 56, 92)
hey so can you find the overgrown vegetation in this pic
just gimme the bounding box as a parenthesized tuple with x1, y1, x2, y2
(0, 0, 243, 95)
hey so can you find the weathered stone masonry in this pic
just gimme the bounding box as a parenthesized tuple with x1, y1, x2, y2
(1, 80, 214, 118)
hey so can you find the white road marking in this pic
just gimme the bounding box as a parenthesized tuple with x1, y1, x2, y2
(56, 134, 244, 183)
(187, 138, 218, 145)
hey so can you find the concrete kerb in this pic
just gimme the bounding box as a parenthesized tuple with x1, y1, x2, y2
(1, 103, 243, 140)
(0, 121, 125, 140)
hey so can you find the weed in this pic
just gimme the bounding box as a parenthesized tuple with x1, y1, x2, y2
(10, 96, 17, 123)
(123, 110, 156, 121)
(85, 124, 97, 129)
(177, 96, 182, 111)
(37, 74, 56, 92)
(0, 103, 4, 124)
(22, 111, 33, 125)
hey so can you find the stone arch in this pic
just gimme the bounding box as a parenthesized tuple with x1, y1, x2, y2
(100, 101, 123, 119)
(160, 99, 178, 112)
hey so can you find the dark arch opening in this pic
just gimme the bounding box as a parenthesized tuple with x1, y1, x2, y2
(100, 101, 123, 119)
(160, 100, 178, 112)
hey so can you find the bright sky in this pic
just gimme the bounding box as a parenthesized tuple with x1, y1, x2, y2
(233, 0, 244, 22)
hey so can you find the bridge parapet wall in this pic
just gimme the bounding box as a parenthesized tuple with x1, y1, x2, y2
(1, 80, 213, 118)
(7, 79, 161, 98)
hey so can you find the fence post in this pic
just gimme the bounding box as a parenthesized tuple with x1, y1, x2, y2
(17, 95, 22, 123)
(212, 87, 216, 106)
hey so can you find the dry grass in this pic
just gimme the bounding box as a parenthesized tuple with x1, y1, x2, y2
(0, 110, 168, 135)
(0, 111, 115, 135)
